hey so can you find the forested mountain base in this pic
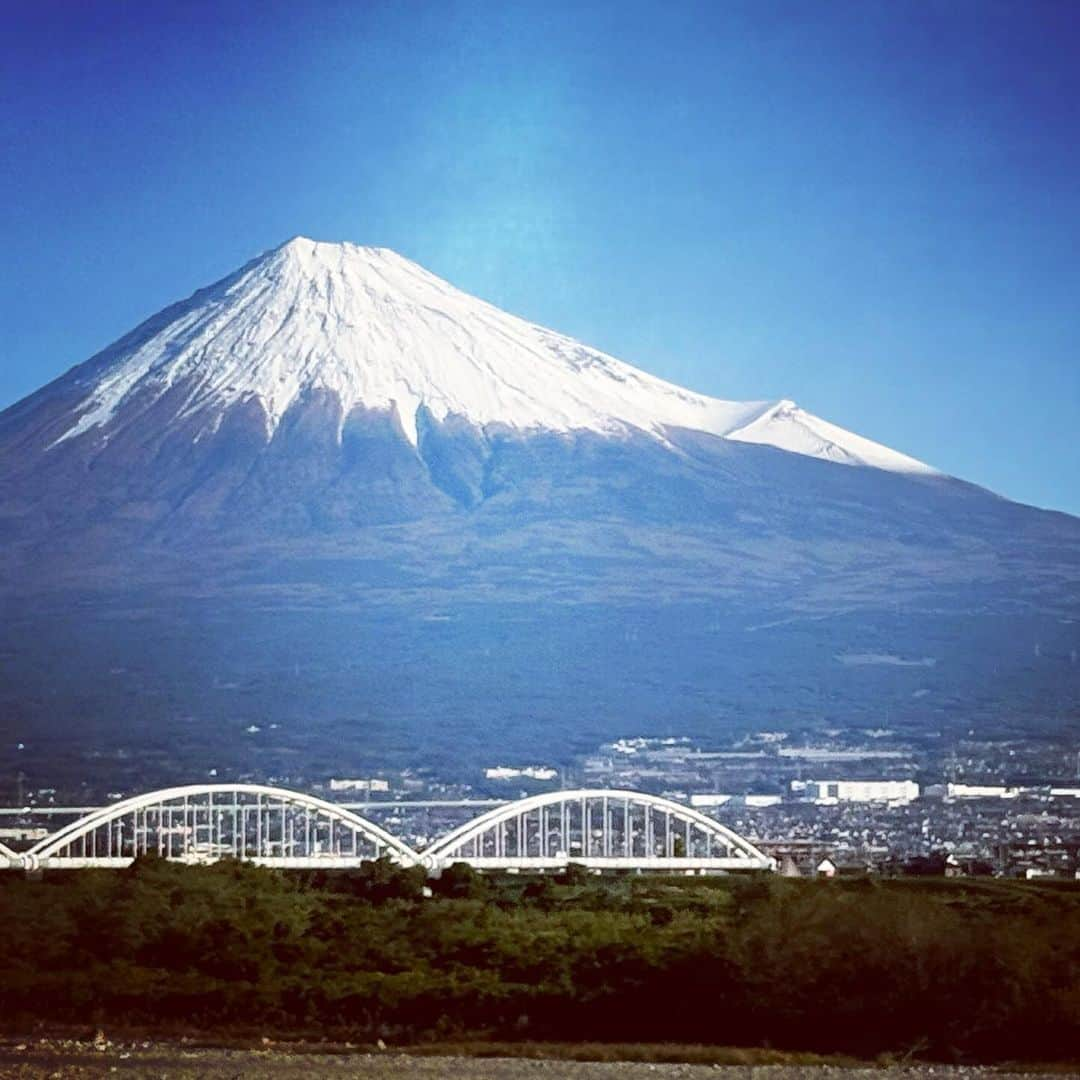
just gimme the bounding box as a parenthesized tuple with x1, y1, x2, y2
(1, 860, 1077, 1065)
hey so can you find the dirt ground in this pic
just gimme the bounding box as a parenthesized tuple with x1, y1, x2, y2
(0, 1038, 1074, 1080)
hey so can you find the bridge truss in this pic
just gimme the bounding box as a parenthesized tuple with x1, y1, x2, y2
(19, 784, 420, 871)
(2, 784, 774, 873)
(425, 789, 774, 871)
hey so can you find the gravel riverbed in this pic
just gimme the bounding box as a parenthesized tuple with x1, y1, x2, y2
(0, 1038, 1073, 1080)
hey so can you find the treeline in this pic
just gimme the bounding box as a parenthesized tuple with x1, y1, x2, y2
(0, 859, 1077, 1063)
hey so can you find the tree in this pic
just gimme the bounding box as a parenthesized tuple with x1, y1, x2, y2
(351, 856, 428, 901)
(431, 861, 488, 899)
(560, 862, 591, 886)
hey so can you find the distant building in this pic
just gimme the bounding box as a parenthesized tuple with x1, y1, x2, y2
(484, 766, 558, 781)
(689, 793, 782, 808)
(329, 778, 390, 793)
(816, 854, 873, 876)
(778, 747, 907, 761)
(745, 794, 783, 808)
(946, 783, 1019, 799)
(689, 794, 733, 807)
(795, 779, 919, 805)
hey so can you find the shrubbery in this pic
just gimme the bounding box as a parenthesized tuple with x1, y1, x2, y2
(0, 859, 1077, 1063)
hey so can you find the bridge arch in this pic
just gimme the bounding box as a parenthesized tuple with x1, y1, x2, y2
(424, 788, 774, 871)
(0, 840, 16, 869)
(26, 784, 420, 869)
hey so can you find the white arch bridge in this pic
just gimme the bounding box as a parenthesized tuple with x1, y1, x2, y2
(1, 784, 774, 874)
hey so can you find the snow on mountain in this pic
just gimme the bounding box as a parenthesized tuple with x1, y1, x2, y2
(49, 237, 935, 475)
(725, 400, 936, 474)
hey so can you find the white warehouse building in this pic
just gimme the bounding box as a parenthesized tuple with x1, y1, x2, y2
(796, 779, 919, 805)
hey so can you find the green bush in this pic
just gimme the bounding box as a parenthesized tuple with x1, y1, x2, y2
(0, 865, 1076, 1063)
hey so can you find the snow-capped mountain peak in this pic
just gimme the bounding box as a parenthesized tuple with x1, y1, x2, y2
(725, 399, 935, 474)
(49, 237, 934, 475)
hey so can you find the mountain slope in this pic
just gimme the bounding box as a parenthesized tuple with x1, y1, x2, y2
(0, 237, 1073, 582)
(9, 237, 933, 474)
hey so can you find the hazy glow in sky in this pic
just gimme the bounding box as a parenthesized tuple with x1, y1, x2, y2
(2, 1, 1078, 513)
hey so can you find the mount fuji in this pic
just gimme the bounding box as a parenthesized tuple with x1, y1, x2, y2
(33, 238, 936, 468)
(5, 237, 936, 529)
(1, 238, 1077, 789)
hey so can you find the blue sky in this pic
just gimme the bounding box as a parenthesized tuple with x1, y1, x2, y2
(2, 1, 1078, 514)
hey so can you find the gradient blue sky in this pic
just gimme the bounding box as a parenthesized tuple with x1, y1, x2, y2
(2, 1, 1078, 513)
